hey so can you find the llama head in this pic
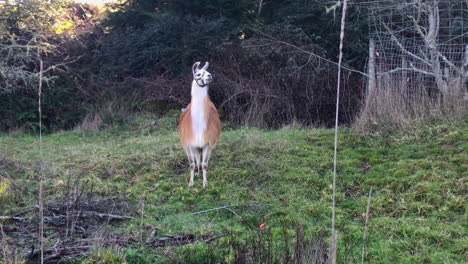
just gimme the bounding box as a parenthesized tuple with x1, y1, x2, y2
(192, 61, 213, 87)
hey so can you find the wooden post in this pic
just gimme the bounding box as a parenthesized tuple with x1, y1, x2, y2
(463, 45, 467, 93)
(330, 231, 338, 264)
(256, 0, 264, 17)
(368, 38, 377, 98)
(401, 56, 407, 94)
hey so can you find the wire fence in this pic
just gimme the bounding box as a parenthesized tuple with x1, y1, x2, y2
(370, 0, 466, 92)
(355, 0, 467, 130)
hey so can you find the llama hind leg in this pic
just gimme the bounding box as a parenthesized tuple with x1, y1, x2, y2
(194, 148, 201, 178)
(201, 146, 212, 188)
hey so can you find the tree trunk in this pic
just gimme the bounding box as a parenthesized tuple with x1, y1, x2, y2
(425, 2, 448, 95)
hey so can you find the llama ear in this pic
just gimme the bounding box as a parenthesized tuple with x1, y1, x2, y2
(192, 62, 201, 75)
(202, 61, 209, 70)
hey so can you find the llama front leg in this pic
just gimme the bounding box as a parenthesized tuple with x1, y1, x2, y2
(202, 146, 212, 188)
(187, 148, 196, 187)
(189, 162, 195, 187)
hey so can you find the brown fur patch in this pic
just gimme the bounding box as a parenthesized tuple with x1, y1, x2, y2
(178, 98, 221, 149)
(178, 103, 194, 149)
(203, 98, 221, 146)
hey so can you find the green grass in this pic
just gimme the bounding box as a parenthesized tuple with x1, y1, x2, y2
(1, 115, 467, 263)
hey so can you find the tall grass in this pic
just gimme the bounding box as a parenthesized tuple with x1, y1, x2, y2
(354, 75, 466, 133)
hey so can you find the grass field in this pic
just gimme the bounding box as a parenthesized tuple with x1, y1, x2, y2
(1, 115, 467, 263)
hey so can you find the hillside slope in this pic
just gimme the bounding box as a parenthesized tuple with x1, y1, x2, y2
(1, 117, 467, 263)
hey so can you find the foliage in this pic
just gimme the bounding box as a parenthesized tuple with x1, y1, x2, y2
(0, 0, 87, 132)
(259, 0, 369, 66)
(105, 0, 255, 27)
(0, 0, 463, 131)
(0, 0, 72, 93)
(0, 75, 85, 132)
(68, 0, 370, 129)
(96, 14, 233, 77)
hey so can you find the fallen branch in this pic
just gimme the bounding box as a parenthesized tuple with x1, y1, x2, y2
(3, 211, 134, 225)
(147, 233, 226, 248)
(145, 228, 158, 245)
(12, 205, 39, 217)
(29, 246, 91, 260)
(80, 211, 135, 220)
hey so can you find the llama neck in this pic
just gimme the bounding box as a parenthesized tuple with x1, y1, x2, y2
(190, 80, 208, 147)
(191, 80, 209, 103)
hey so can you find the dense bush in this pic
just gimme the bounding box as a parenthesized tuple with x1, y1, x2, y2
(72, 0, 369, 129)
(0, 0, 88, 132)
(0, 0, 371, 131)
(1, 75, 85, 132)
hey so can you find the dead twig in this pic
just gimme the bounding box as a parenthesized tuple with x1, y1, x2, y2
(192, 205, 241, 218)
(145, 229, 158, 245)
(164, 250, 179, 264)
(139, 194, 145, 244)
(79, 211, 135, 220)
(38, 58, 45, 264)
(1, 222, 8, 262)
(361, 187, 373, 264)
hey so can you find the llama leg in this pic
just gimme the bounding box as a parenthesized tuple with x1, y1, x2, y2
(195, 148, 201, 178)
(187, 148, 196, 187)
(201, 146, 212, 188)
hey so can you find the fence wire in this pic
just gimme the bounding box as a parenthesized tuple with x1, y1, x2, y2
(367, 0, 467, 96)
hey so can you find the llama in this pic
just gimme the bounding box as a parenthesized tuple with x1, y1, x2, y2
(178, 62, 221, 187)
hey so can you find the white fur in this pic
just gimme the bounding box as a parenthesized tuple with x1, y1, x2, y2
(191, 80, 208, 148)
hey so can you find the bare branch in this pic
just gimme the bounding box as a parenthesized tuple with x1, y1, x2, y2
(438, 52, 462, 75)
(248, 27, 369, 77)
(379, 19, 432, 67)
(379, 66, 435, 76)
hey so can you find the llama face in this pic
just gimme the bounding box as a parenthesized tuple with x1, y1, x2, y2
(192, 62, 213, 87)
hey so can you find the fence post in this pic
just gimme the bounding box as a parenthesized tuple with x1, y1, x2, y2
(401, 56, 407, 94)
(367, 38, 376, 99)
(464, 45, 467, 85)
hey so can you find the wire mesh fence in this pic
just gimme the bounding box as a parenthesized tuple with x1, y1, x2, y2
(355, 0, 467, 130)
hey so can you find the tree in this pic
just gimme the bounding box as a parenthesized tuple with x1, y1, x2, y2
(0, 0, 74, 94)
(0, 0, 84, 131)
